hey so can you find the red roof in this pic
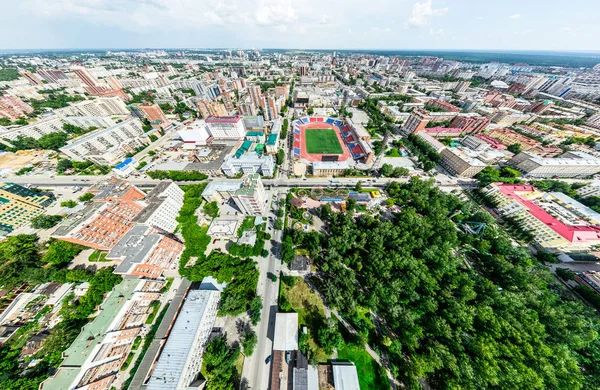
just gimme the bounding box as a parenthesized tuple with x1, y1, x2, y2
(496, 184, 600, 243)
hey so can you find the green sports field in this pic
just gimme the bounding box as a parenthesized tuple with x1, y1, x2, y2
(305, 128, 343, 154)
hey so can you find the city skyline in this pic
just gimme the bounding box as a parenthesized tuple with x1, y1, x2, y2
(1, 0, 598, 51)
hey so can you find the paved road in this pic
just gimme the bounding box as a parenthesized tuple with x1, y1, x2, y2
(548, 261, 600, 273)
(241, 191, 285, 390)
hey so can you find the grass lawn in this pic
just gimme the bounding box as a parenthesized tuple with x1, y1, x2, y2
(305, 128, 343, 155)
(385, 148, 402, 157)
(88, 250, 109, 262)
(337, 342, 390, 389)
(280, 276, 331, 362)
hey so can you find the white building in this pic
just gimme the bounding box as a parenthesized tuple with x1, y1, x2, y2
(63, 116, 117, 130)
(177, 121, 211, 147)
(312, 161, 349, 177)
(0, 117, 64, 142)
(134, 181, 184, 233)
(510, 151, 600, 178)
(57, 96, 129, 117)
(221, 152, 275, 177)
(146, 289, 220, 390)
(205, 115, 246, 140)
(60, 118, 149, 165)
(231, 173, 267, 215)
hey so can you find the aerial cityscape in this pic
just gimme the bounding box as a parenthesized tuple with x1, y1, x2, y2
(1, 1, 600, 390)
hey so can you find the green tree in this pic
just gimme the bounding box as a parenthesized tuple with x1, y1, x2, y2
(249, 296, 262, 326)
(78, 193, 94, 202)
(60, 200, 77, 208)
(317, 318, 343, 354)
(56, 159, 73, 173)
(42, 240, 85, 265)
(38, 132, 68, 150)
(203, 201, 219, 218)
(30, 215, 62, 229)
(508, 143, 523, 154)
(241, 327, 258, 356)
(276, 149, 285, 165)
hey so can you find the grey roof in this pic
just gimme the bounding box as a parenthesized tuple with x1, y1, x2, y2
(146, 289, 220, 390)
(132, 182, 174, 224)
(53, 202, 105, 237)
(89, 177, 135, 201)
(108, 225, 161, 274)
(332, 362, 360, 390)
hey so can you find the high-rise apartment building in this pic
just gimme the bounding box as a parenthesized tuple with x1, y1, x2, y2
(449, 115, 489, 133)
(132, 181, 184, 233)
(263, 96, 279, 121)
(232, 173, 267, 215)
(403, 108, 431, 134)
(53, 178, 146, 250)
(37, 69, 69, 84)
(59, 118, 149, 165)
(248, 85, 264, 109)
(19, 71, 43, 86)
(205, 115, 246, 139)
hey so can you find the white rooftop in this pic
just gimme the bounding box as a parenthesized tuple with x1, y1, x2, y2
(273, 313, 299, 351)
(332, 363, 360, 390)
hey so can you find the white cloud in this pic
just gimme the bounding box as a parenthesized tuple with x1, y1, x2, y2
(407, 0, 448, 27)
(430, 27, 444, 37)
(371, 27, 392, 33)
(509, 14, 522, 19)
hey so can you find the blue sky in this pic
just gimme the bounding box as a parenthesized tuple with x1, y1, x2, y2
(0, 0, 597, 51)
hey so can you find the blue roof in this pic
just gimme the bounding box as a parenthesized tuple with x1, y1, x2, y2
(114, 158, 134, 170)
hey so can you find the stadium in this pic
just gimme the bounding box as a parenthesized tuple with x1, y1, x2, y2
(292, 116, 373, 164)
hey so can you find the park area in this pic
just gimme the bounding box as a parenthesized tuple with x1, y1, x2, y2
(279, 276, 389, 389)
(305, 128, 343, 155)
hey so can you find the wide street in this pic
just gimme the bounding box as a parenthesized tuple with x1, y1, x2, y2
(241, 191, 285, 390)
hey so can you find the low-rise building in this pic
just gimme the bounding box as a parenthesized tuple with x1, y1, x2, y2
(221, 152, 275, 177)
(108, 225, 183, 278)
(60, 118, 150, 166)
(312, 161, 349, 177)
(482, 183, 600, 249)
(0, 182, 53, 235)
(41, 279, 165, 390)
(510, 151, 600, 178)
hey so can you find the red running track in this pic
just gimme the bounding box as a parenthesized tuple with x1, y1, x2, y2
(297, 123, 352, 163)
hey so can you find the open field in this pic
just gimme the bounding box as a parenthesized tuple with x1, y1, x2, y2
(279, 276, 331, 363)
(305, 128, 343, 155)
(337, 341, 390, 389)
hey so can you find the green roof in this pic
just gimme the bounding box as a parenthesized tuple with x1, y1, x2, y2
(246, 131, 264, 137)
(266, 133, 278, 146)
(41, 279, 138, 390)
(255, 144, 265, 151)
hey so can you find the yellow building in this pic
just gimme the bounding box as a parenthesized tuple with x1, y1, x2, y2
(0, 183, 53, 234)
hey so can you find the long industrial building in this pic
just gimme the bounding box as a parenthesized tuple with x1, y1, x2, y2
(145, 288, 220, 390)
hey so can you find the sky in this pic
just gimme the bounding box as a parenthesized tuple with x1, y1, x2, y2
(0, 0, 598, 51)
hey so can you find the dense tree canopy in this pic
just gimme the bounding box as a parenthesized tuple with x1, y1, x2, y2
(306, 177, 599, 389)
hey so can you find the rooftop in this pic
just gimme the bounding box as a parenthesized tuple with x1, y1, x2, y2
(146, 289, 220, 390)
(273, 312, 299, 351)
(495, 184, 600, 243)
(41, 279, 140, 390)
(332, 362, 360, 390)
(109, 225, 161, 273)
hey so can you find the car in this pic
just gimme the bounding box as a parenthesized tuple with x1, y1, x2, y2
(212, 239, 217, 244)
(265, 355, 272, 364)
